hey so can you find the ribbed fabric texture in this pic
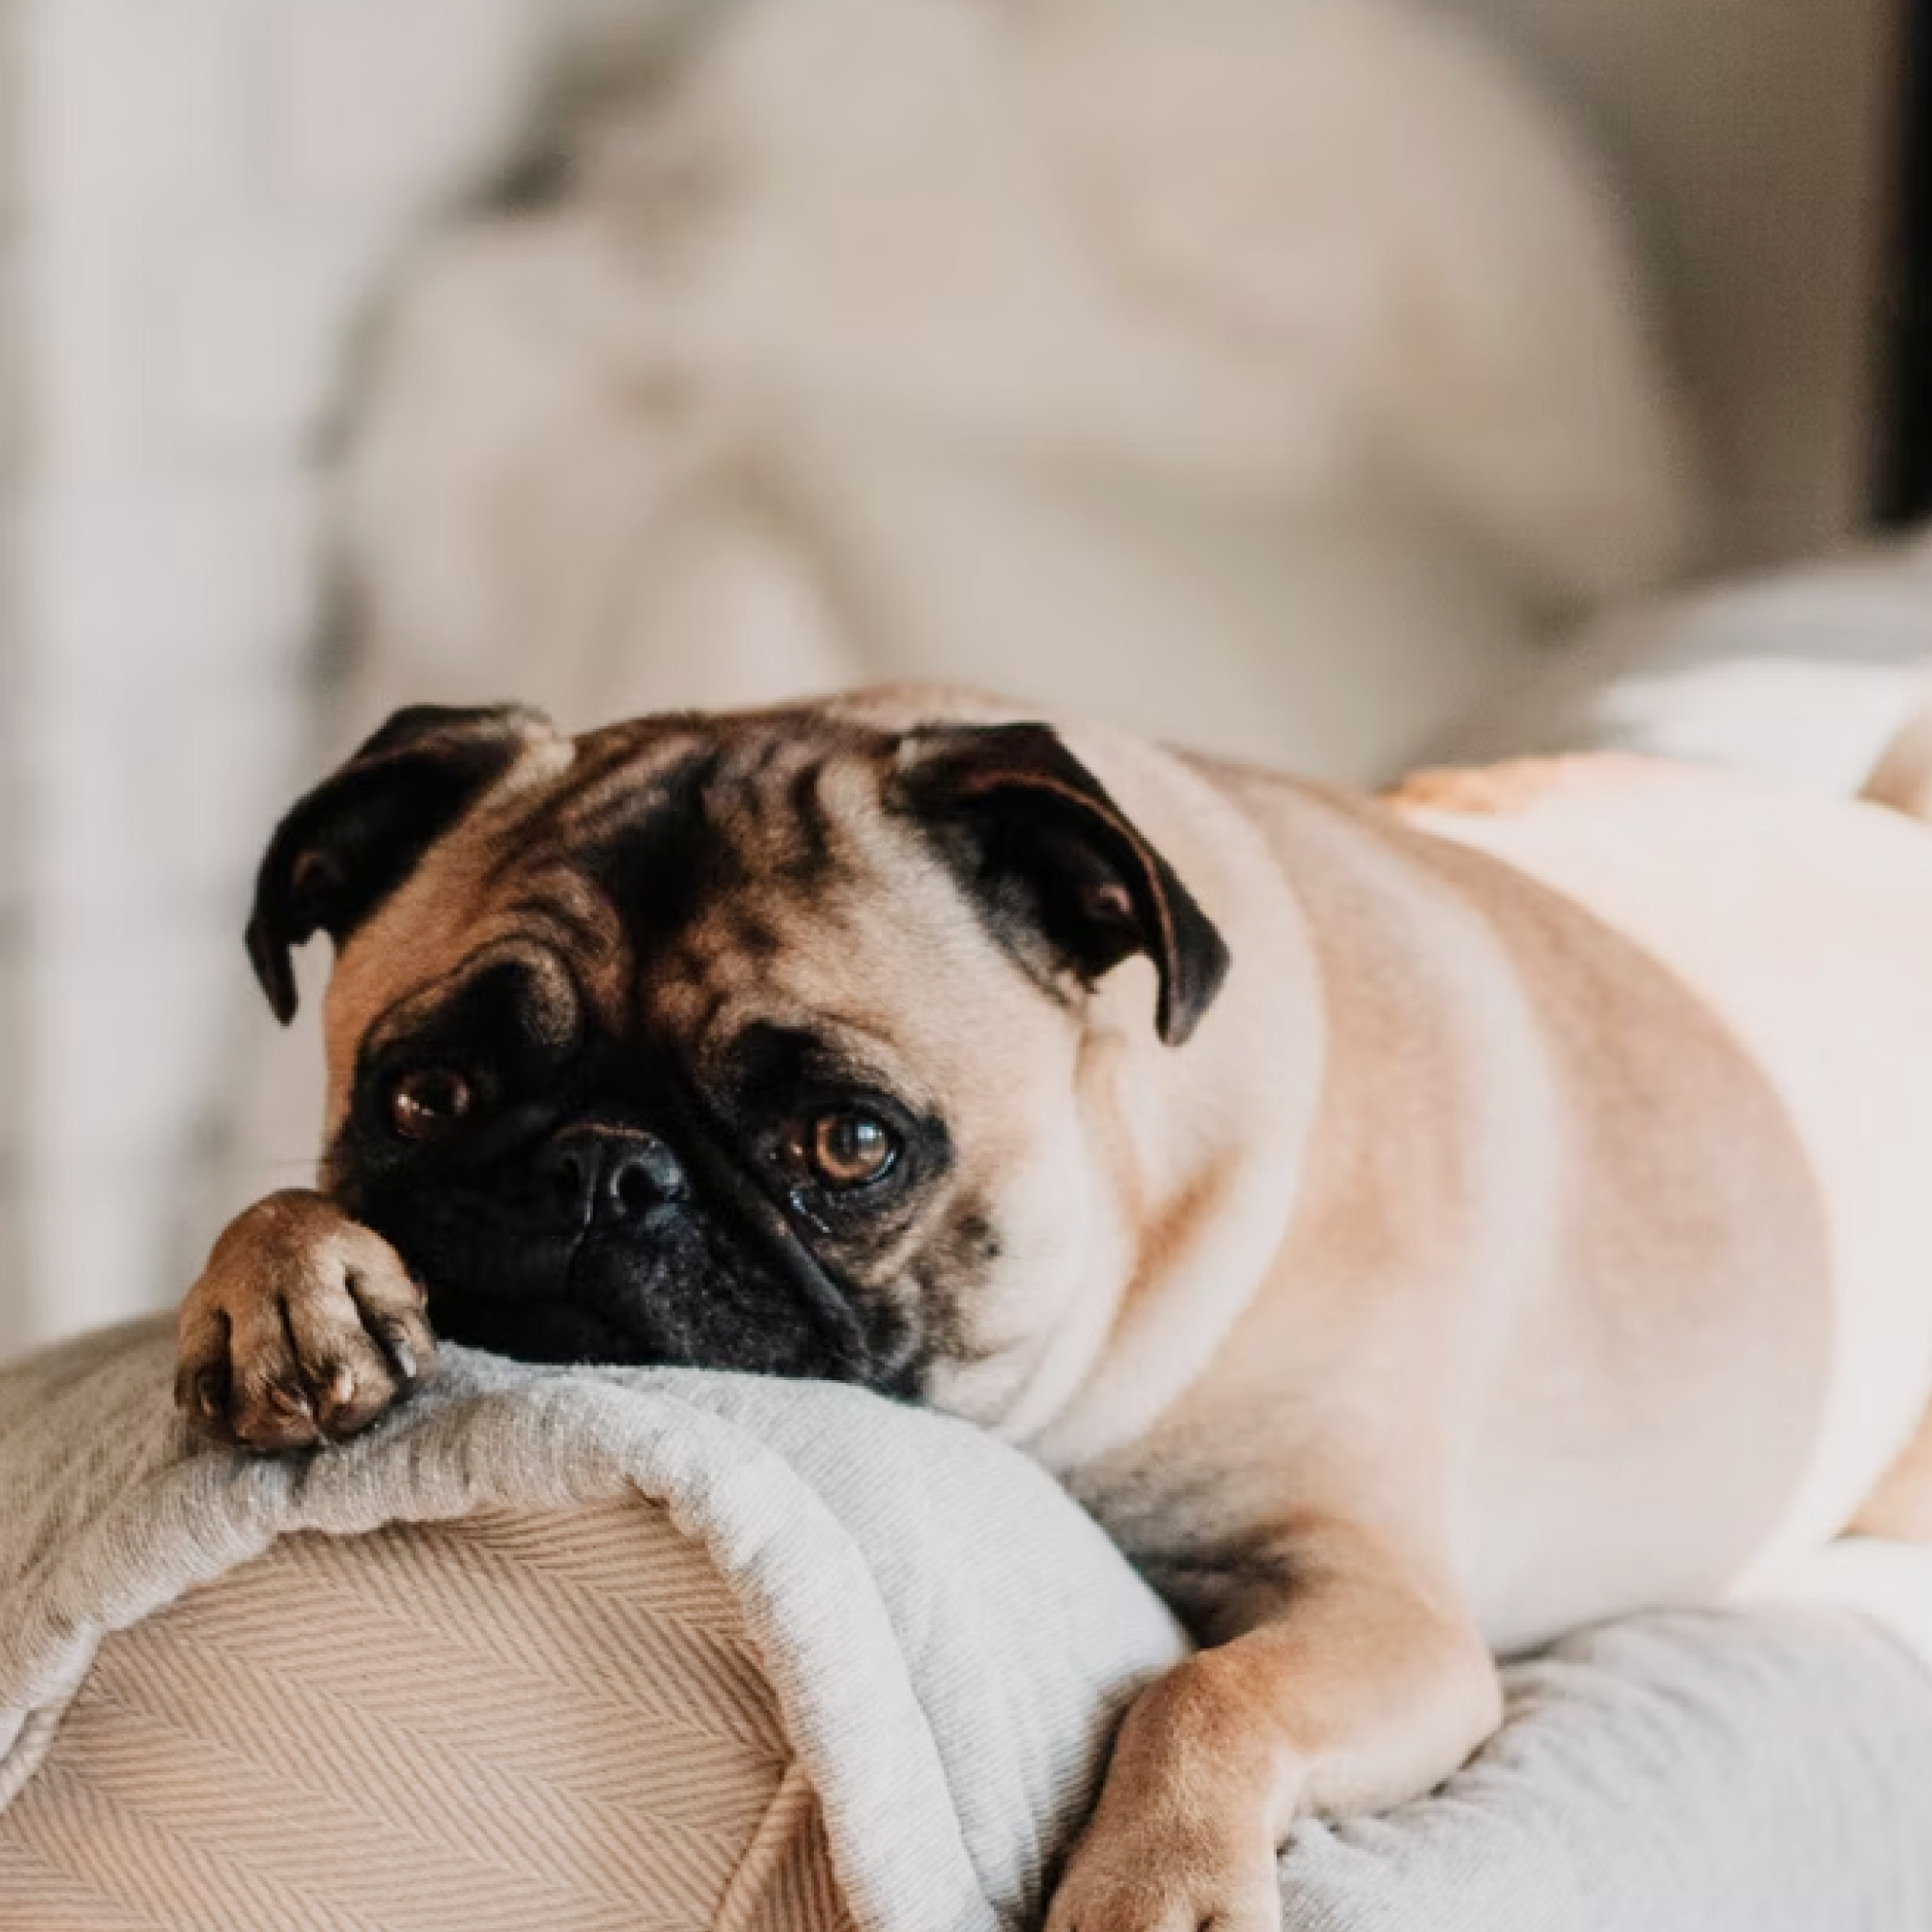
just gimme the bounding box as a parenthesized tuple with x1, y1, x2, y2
(0, 1500, 851, 1931)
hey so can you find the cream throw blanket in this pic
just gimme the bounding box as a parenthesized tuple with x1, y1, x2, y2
(6, 1319, 1932, 1929)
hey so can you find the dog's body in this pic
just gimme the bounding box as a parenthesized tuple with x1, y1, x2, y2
(178, 690, 1932, 1931)
(1090, 750, 1932, 1650)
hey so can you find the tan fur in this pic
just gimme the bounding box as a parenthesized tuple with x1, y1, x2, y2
(1862, 691, 1932, 824)
(178, 691, 1932, 1932)
(1044, 746, 1932, 1930)
(176, 1189, 433, 1451)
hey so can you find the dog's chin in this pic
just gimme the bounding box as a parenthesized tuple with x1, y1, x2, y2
(401, 1213, 853, 1379)
(414, 1240, 714, 1368)
(428, 1279, 657, 1366)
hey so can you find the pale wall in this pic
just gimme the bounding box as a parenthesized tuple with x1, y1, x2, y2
(11, 0, 685, 1351)
(1455, 0, 1901, 568)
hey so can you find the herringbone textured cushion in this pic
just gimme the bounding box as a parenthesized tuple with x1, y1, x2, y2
(0, 1498, 854, 1932)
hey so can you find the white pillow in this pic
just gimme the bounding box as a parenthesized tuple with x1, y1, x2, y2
(1439, 528, 1932, 788)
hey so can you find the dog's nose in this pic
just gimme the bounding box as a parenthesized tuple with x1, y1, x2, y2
(538, 1126, 689, 1230)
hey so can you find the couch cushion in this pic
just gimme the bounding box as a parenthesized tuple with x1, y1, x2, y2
(1439, 529, 1932, 786)
(0, 1320, 1182, 1932)
(6, 1321, 1932, 1932)
(0, 1496, 850, 1932)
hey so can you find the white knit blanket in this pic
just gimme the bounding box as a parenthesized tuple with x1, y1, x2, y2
(7, 1318, 1932, 1930)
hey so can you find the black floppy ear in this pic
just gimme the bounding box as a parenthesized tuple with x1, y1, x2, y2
(246, 702, 553, 1024)
(897, 722, 1230, 1045)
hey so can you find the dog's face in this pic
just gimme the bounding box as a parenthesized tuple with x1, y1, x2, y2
(247, 699, 1228, 1421)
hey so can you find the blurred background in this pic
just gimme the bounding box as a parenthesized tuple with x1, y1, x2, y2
(0, 0, 1922, 1360)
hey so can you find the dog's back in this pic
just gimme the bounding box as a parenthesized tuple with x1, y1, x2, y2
(1387, 753, 1932, 1578)
(1864, 693, 1932, 824)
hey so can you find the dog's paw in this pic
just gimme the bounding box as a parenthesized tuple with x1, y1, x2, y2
(1043, 1809, 1281, 1932)
(175, 1190, 436, 1453)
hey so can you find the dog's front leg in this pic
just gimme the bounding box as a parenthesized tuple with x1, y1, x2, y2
(1046, 1514, 1502, 1932)
(175, 1189, 436, 1452)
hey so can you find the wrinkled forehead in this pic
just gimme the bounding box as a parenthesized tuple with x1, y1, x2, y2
(323, 711, 1053, 1099)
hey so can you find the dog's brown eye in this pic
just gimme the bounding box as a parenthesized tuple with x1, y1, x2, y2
(387, 1067, 472, 1141)
(802, 1110, 899, 1190)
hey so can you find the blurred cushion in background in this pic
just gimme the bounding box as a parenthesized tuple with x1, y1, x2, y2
(1441, 525, 1932, 788)
(334, 0, 1700, 781)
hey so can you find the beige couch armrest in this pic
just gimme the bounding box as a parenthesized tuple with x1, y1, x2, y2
(0, 1496, 855, 1932)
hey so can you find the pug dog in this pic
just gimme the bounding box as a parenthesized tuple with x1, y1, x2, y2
(177, 688, 1932, 1932)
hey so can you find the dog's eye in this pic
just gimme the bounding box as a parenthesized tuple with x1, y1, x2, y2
(386, 1067, 472, 1141)
(799, 1109, 899, 1190)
